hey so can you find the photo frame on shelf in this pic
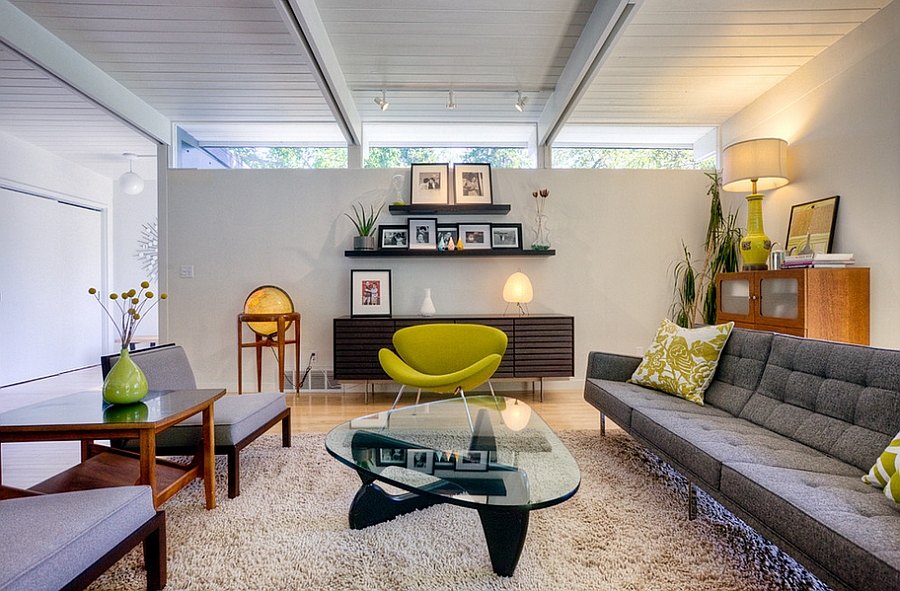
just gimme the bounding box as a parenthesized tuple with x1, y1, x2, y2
(410, 163, 450, 205)
(458, 223, 492, 249)
(786, 195, 840, 255)
(378, 225, 409, 249)
(455, 449, 488, 471)
(454, 163, 492, 204)
(408, 217, 438, 249)
(350, 269, 392, 317)
(437, 224, 458, 250)
(490, 223, 522, 249)
(406, 449, 434, 474)
(377, 448, 406, 466)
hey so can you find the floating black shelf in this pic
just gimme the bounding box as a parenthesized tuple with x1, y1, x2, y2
(344, 248, 555, 258)
(388, 204, 511, 216)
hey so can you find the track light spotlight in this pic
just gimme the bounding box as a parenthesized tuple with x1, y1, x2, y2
(374, 90, 389, 111)
(515, 91, 528, 112)
(446, 90, 456, 109)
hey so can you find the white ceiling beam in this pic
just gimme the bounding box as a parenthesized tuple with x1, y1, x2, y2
(277, 0, 362, 145)
(0, 0, 170, 145)
(537, 0, 642, 146)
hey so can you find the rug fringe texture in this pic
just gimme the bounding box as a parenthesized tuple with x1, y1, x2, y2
(87, 430, 831, 590)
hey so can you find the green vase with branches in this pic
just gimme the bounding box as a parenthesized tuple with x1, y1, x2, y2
(671, 171, 743, 327)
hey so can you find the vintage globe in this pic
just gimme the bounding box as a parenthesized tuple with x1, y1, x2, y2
(243, 285, 294, 337)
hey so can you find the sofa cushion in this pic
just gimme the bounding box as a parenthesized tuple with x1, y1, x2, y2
(703, 328, 773, 416)
(0, 486, 156, 591)
(585, 378, 719, 430)
(739, 335, 900, 471)
(720, 462, 900, 591)
(633, 407, 861, 490)
(631, 319, 734, 405)
(863, 428, 900, 489)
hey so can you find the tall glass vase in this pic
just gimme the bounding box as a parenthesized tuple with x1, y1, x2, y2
(103, 348, 149, 405)
(532, 214, 551, 250)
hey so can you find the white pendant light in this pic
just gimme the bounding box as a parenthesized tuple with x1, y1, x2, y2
(119, 153, 145, 195)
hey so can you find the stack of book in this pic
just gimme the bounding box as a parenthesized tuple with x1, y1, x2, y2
(781, 253, 855, 268)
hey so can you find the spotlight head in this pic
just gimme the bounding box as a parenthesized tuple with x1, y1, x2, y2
(374, 90, 389, 111)
(515, 91, 528, 112)
(446, 90, 456, 109)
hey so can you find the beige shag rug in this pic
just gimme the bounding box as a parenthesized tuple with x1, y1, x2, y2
(88, 430, 830, 591)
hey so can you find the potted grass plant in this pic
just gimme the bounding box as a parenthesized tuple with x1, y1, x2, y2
(671, 171, 742, 327)
(345, 202, 384, 250)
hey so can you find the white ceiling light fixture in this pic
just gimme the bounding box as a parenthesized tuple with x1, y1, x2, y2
(118, 152, 145, 195)
(446, 90, 456, 110)
(515, 91, 528, 112)
(374, 90, 389, 111)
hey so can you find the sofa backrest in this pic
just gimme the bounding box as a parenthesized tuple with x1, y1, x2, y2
(738, 334, 900, 471)
(704, 328, 773, 416)
(101, 345, 197, 391)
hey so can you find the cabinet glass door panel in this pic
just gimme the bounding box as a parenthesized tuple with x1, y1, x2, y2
(719, 279, 750, 315)
(759, 278, 799, 319)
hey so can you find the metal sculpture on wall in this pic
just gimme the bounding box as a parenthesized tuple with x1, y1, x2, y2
(135, 218, 158, 281)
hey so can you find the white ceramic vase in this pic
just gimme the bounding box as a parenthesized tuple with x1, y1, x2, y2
(420, 288, 436, 316)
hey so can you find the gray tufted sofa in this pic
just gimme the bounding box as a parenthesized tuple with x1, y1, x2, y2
(584, 327, 900, 591)
(0, 486, 165, 590)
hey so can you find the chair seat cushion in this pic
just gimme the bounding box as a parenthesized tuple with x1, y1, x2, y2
(0, 486, 155, 591)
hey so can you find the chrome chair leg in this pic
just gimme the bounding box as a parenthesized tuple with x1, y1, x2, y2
(390, 385, 407, 411)
(457, 387, 474, 432)
(414, 389, 422, 406)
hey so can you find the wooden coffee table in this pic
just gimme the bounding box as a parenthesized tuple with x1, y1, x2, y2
(0, 388, 225, 509)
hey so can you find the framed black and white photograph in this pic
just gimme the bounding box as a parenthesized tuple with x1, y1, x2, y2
(377, 448, 406, 466)
(437, 224, 458, 250)
(350, 269, 392, 317)
(491, 223, 522, 249)
(410, 163, 450, 205)
(454, 163, 492, 204)
(406, 449, 434, 474)
(458, 223, 492, 250)
(378, 225, 409, 249)
(455, 449, 488, 471)
(408, 217, 438, 250)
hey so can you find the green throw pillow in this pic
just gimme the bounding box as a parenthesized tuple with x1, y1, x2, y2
(862, 429, 900, 489)
(886, 471, 900, 505)
(630, 318, 734, 405)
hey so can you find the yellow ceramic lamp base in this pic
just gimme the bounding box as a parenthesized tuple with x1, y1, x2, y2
(740, 193, 771, 270)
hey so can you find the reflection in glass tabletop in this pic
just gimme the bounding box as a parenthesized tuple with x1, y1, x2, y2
(325, 396, 580, 576)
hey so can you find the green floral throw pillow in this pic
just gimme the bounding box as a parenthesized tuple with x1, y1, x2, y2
(885, 471, 900, 505)
(862, 429, 900, 491)
(630, 318, 734, 405)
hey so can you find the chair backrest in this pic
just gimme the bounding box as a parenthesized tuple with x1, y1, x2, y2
(392, 323, 508, 375)
(101, 345, 197, 391)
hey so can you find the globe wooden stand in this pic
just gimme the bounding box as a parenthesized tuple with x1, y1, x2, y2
(237, 312, 301, 393)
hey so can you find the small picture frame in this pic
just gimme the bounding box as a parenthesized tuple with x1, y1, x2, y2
(491, 223, 522, 249)
(406, 449, 434, 474)
(377, 448, 406, 466)
(437, 224, 458, 250)
(350, 269, 392, 317)
(786, 195, 840, 255)
(378, 225, 409, 249)
(408, 218, 438, 250)
(458, 223, 492, 249)
(455, 449, 488, 471)
(454, 163, 492, 204)
(410, 163, 450, 205)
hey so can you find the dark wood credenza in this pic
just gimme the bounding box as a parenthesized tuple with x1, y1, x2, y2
(333, 314, 574, 385)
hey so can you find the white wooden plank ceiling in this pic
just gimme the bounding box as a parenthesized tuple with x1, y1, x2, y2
(0, 0, 893, 178)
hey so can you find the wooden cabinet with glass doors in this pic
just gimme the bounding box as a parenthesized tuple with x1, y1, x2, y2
(715, 268, 869, 345)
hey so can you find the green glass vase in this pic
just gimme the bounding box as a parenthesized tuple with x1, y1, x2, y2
(102, 348, 149, 405)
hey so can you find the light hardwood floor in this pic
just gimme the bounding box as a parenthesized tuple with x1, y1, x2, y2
(0, 366, 604, 489)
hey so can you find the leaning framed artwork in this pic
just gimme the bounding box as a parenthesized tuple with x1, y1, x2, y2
(785, 196, 840, 255)
(350, 269, 392, 317)
(410, 163, 450, 205)
(454, 163, 492, 204)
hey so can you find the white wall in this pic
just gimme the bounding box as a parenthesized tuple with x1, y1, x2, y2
(722, 0, 900, 346)
(164, 167, 716, 391)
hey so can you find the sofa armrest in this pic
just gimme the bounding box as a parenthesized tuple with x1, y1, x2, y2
(586, 351, 642, 382)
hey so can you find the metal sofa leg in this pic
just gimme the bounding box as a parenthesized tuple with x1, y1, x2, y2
(688, 481, 698, 520)
(228, 450, 240, 499)
(282, 413, 292, 448)
(600, 413, 606, 436)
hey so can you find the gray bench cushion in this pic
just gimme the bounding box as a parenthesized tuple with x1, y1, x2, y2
(585, 378, 718, 430)
(0, 486, 155, 591)
(721, 462, 900, 591)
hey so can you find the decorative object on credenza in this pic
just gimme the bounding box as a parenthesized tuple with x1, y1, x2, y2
(420, 288, 436, 317)
(89, 282, 167, 404)
(785, 195, 839, 255)
(454, 163, 492, 204)
(531, 189, 551, 250)
(345, 201, 384, 251)
(408, 217, 438, 249)
(410, 163, 450, 205)
(350, 269, 392, 317)
(722, 138, 789, 270)
(503, 270, 533, 315)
